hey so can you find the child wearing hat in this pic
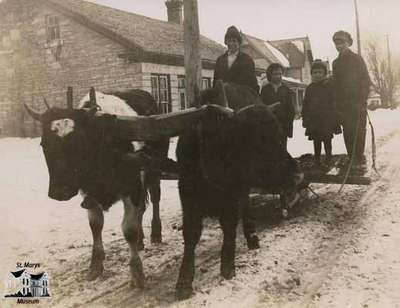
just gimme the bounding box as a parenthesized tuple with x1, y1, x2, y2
(260, 63, 295, 150)
(302, 60, 341, 164)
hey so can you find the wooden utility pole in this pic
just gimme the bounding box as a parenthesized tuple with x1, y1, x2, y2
(386, 34, 392, 73)
(353, 0, 361, 55)
(183, 0, 202, 107)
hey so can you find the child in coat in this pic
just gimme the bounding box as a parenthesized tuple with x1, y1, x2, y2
(260, 63, 295, 150)
(302, 60, 341, 164)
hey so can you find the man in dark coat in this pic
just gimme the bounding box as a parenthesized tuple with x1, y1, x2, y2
(260, 63, 295, 150)
(213, 26, 260, 93)
(332, 30, 371, 164)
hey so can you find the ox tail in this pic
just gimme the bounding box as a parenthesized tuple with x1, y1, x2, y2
(140, 170, 150, 207)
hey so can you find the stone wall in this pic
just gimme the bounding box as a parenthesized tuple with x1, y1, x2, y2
(0, 0, 143, 137)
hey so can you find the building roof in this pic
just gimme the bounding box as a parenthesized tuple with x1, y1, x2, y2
(242, 33, 290, 68)
(30, 272, 45, 280)
(269, 36, 313, 68)
(11, 269, 25, 278)
(44, 0, 226, 65)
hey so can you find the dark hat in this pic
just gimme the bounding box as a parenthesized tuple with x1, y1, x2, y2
(311, 59, 327, 74)
(224, 26, 242, 45)
(332, 30, 353, 46)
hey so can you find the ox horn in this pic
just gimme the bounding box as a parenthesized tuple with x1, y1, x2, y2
(215, 79, 229, 108)
(24, 103, 43, 122)
(267, 101, 281, 112)
(113, 105, 209, 141)
(41, 95, 51, 110)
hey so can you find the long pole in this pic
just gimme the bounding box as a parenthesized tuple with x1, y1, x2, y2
(353, 0, 361, 55)
(183, 0, 202, 108)
(386, 34, 392, 73)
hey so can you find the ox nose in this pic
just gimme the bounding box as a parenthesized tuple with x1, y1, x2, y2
(48, 186, 77, 201)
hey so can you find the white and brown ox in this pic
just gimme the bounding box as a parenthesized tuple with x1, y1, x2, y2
(24, 88, 209, 287)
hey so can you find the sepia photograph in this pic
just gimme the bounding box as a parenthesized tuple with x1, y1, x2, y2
(1, 0, 400, 307)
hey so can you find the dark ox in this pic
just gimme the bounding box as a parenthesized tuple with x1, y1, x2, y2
(25, 89, 175, 286)
(175, 82, 300, 299)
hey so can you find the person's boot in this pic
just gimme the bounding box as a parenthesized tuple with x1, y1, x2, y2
(314, 155, 321, 167)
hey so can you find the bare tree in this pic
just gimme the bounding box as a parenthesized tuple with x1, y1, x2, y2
(365, 38, 399, 109)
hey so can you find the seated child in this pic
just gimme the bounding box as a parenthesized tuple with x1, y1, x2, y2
(302, 60, 341, 164)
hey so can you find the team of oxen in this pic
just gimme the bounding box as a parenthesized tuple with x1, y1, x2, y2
(24, 81, 301, 300)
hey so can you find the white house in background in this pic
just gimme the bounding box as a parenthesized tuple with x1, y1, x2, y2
(241, 33, 312, 115)
(368, 92, 382, 109)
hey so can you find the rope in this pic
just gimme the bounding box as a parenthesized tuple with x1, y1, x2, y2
(337, 108, 362, 194)
(367, 110, 380, 176)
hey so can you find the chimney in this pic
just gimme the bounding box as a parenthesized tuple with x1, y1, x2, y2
(165, 0, 183, 25)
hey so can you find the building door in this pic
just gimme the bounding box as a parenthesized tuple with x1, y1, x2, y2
(150, 74, 171, 113)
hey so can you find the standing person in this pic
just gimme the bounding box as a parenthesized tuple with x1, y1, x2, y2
(332, 30, 371, 164)
(212, 26, 260, 250)
(260, 63, 295, 150)
(213, 26, 259, 93)
(302, 60, 341, 165)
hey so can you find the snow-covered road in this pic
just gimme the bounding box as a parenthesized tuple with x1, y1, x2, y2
(0, 109, 399, 308)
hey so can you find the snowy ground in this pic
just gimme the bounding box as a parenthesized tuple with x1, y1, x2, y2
(0, 109, 399, 308)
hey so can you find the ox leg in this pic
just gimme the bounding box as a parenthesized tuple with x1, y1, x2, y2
(176, 207, 203, 300)
(149, 181, 162, 244)
(241, 196, 260, 250)
(220, 208, 239, 280)
(137, 203, 145, 251)
(121, 197, 145, 288)
(87, 206, 105, 281)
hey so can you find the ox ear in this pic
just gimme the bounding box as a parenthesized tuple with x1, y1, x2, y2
(215, 80, 229, 107)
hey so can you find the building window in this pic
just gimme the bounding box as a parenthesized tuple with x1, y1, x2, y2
(178, 75, 186, 110)
(46, 15, 60, 42)
(202, 77, 211, 90)
(151, 74, 171, 114)
(177, 76, 212, 110)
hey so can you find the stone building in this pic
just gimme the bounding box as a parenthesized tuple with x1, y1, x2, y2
(0, 0, 225, 136)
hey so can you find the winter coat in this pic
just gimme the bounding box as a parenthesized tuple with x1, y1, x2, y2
(302, 79, 341, 141)
(260, 83, 295, 138)
(213, 51, 260, 93)
(332, 49, 371, 114)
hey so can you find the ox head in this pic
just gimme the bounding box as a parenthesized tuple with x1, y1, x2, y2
(25, 101, 98, 201)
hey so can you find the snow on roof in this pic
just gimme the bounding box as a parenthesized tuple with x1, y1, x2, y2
(263, 41, 290, 67)
(260, 75, 306, 87)
(292, 40, 305, 53)
(283, 76, 305, 84)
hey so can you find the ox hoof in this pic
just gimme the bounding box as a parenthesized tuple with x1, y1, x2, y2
(130, 259, 145, 289)
(246, 235, 260, 250)
(86, 265, 104, 281)
(151, 234, 162, 244)
(130, 278, 145, 289)
(221, 266, 235, 280)
(175, 287, 193, 300)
